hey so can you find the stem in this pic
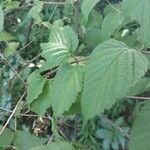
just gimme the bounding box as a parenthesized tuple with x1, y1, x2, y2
(141, 51, 150, 54)
(43, 1, 73, 5)
(102, 115, 130, 138)
(0, 91, 26, 135)
(106, 0, 122, 13)
(0, 53, 26, 85)
(44, 56, 89, 77)
(126, 96, 150, 100)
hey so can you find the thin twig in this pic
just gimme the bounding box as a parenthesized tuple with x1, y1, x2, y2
(24, 19, 33, 47)
(0, 91, 26, 135)
(44, 56, 89, 77)
(43, 1, 73, 5)
(48, 5, 58, 21)
(18, 34, 40, 53)
(47, 134, 54, 144)
(70, 57, 89, 64)
(18, 5, 58, 65)
(19, 1, 73, 9)
(102, 115, 130, 139)
(44, 68, 58, 78)
(0, 107, 52, 120)
(74, 0, 80, 36)
(126, 96, 150, 100)
(0, 33, 26, 64)
(0, 107, 12, 112)
(0, 145, 16, 149)
(20, 114, 51, 119)
(141, 51, 150, 54)
(106, 0, 122, 13)
(0, 53, 26, 85)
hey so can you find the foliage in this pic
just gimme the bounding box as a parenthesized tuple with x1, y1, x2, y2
(81, 39, 148, 120)
(96, 117, 129, 150)
(81, 0, 100, 23)
(0, 0, 150, 150)
(129, 101, 150, 150)
(51, 64, 83, 116)
(0, 5, 3, 32)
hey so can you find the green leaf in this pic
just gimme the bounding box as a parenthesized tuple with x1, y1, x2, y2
(51, 118, 63, 141)
(101, 12, 124, 41)
(4, 1, 20, 13)
(27, 71, 46, 105)
(28, 0, 43, 24)
(123, 0, 150, 47)
(30, 80, 51, 116)
(0, 127, 14, 149)
(41, 26, 78, 66)
(84, 28, 102, 47)
(0, 31, 16, 42)
(29, 142, 75, 150)
(51, 64, 83, 116)
(129, 102, 150, 150)
(122, 0, 140, 17)
(135, 0, 150, 48)
(104, 3, 122, 16)
(81, 40, 148, 120)
(128, 78, 150, 96)
(0, 5, 4, 32)
(64, 96, 81, 115)
(13, 131, 46, 150)
(121, 30, 140, 48)
(4, 42, 19, 57)
(81, 0, 100, 23)
(86, 10, 103, 29)
(39, 54, 58, 72)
